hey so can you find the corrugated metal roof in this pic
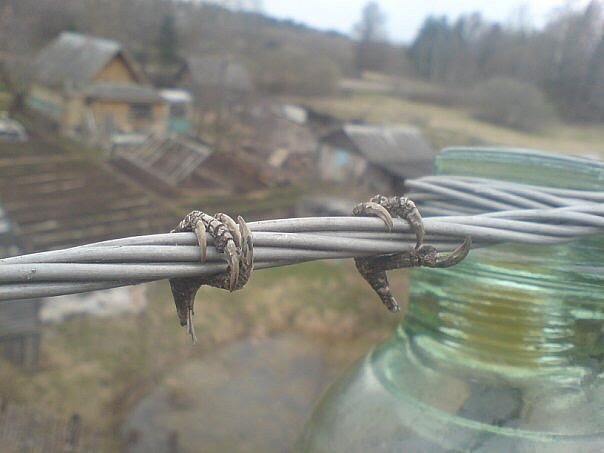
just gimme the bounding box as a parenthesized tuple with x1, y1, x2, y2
(84, 83, 162, 102)
(343, 124, 432, 163)
(335, 124, 435, 179)
(34, 32, 122, 88)
(185, 56, 253, 92)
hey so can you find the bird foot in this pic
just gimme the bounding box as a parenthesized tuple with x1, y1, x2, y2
(168, 211, 254, 342)
(353, 195, 470, 312)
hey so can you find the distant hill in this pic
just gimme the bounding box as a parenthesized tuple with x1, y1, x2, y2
(4, 0, 362, 93)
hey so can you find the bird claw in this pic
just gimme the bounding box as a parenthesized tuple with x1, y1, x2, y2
(405, 205, 424, 249)
(353, 194, 470, 311)
(414, 237, 472, 268)
(225, 240, 239, 291)
(215, 212, 242, 248)
(168, 210, 254, 341)
(238, 216, 254, 270)
(194, 222, 207, 262)
(353, 201, 394, 231)
(353, 195, 424, 248)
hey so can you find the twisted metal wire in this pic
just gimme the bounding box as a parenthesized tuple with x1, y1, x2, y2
(1, 176, 603, 301)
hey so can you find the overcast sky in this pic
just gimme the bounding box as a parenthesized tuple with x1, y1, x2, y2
(260, 0, 588, 43)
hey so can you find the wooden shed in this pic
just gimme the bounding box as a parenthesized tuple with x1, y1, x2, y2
(110, 134, 213, 193)
(28, 32, 168, 141)
(317, 124, 435, 195)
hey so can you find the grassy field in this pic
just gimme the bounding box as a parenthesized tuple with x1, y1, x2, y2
(0, 261, 404, 442)
(297, 87, 604, 158)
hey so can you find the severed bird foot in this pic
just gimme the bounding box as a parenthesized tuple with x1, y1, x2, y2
(353, 195, 471, 312)
(169, 211, 253, 342)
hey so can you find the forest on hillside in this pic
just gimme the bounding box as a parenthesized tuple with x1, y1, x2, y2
(0, 0, 603, 123)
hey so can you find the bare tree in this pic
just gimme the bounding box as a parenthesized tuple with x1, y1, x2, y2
(544, 1, 603, 120)
(353, 1, 389, 73)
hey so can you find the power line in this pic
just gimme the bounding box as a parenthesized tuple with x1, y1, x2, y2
(1, 176, 602, 301)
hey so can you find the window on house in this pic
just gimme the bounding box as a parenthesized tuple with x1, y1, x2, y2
(129, 103, 152, 120)
(169, 102, 187, 118)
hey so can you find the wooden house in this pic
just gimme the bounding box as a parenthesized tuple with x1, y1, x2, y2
(28, 32, 168, 141)
(317, 124, 435, 196)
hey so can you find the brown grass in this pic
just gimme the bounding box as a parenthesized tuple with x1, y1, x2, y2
(295, 91, 604, 158)
(0, 261, 405, 442)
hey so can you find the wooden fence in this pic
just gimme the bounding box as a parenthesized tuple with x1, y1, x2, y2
(0, 401, 108, 452)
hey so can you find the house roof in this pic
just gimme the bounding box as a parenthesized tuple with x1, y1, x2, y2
(33, 32, 144, 88)
(183, 55, 253, 92)
(112, 135, 213, 187)
(323, 124, 435, 179)
(159, 89, 192, 103)
(84, 83, 162, 102)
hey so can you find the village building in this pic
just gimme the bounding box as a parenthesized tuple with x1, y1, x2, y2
(317, 123, 435, 196)
(28, 32, 168, 143)
(110, 133, 276, 196)
(242, 102, 318, 184)
(110, 134, 213, 193)
(160, 89, 194, 135)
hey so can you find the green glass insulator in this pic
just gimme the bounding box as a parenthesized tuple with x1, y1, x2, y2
(296, 148, 604, 452)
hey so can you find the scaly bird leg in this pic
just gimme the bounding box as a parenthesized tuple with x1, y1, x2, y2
(353, 195, 470, 312)
(168, 211, 254, 342)
(205, 215, 254, 291)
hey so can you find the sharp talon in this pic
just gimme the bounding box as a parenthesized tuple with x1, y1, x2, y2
(194, 222, 207, 262)
(417, 236, 472, 268)
(237, 216, 251, 243)
(238, 216, 254, 268)
(216, 213, 242, 248)
(435, 236, 471, 268)
(363, 202, 394, 230)
(225, 241, 239, 291)
(407, 207, 425, 249)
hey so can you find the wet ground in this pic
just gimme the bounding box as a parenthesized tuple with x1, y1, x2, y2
(122, 333, 341, 452)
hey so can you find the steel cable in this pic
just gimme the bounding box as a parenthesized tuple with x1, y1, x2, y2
(1, 176, 603, 301)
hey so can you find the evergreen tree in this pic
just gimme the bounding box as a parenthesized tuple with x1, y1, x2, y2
(157, 13, 179, 65)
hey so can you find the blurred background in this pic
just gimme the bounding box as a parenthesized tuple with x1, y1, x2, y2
(0, 0, 603, 450)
